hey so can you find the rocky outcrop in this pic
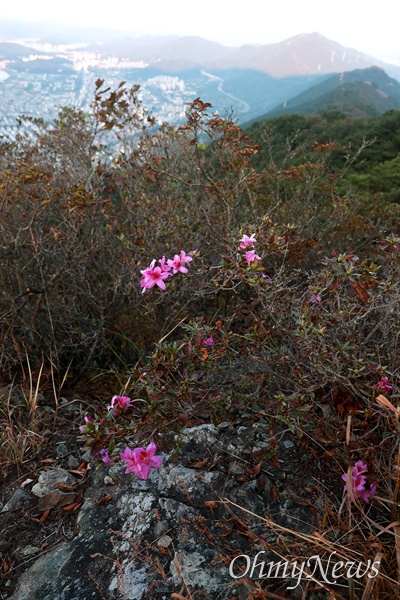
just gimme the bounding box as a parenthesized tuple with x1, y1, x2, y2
(8, 422, 319, 600)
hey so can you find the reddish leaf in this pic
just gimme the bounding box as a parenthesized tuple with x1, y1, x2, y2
(189, 458, 209, 468)
(2, 559, 10, 573)
(271, 484, 280, 501)
(53, 482, 76, 492)
(271, 455, 279, 468)
(98, 494, 113, 506)
(257, 475, 266, 494)
(350, 281, 369, 304)
(253, 462, 262, 476)
(62, 502, 82, 511)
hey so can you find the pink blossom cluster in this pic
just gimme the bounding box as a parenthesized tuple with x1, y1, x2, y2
(120, 443, 163, 479)
(342, 460, 377, 503)
(99, 448, 112, 465)
(261, 274, 273, 284)
(79, 415, 95, 434)
(99, 444, 162, 475)
(79, 394, 162, 479)
(78, 415, 108, 436)
(79, 397, 134, 431)
(309, 293, 322, 303)
(373, 376, 393, 393)
(140, 251, 194, 293)
(239, 234, 260, 264)
(107, 395, 133, 416)
(197, 333, 214, 348)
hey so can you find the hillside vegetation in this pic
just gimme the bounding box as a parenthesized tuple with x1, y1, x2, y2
(251, 67, 400, 120)
(1, 84, 400, 598)
(246, 108, 400, 203)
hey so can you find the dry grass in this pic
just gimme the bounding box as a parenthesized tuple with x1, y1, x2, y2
(0, 383, 44, 477)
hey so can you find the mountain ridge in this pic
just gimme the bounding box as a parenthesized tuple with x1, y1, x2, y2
(87, 32, 399, 80)
(251, 67, 400, 121)
(1, 24, 398, 130)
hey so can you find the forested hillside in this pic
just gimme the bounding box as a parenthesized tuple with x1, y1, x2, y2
(246, 67, 400, 121)
(246, 109, 400, 203)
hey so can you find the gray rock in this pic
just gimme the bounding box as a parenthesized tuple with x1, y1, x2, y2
(19, 545, 40, 557)
(179, 423, 219, 448)
(154, 520, 170, 538)
(283, 439, 295, 449)
(109, 563, 148, 599)
(9, 424, 320, 600)
(228, 461, 244, 476)
(157, 534, 172, 548)
(81, 450, 92, 463)
(217, 421, 234, 434)
(252, 419, 270, 433)
(1, 488, 29, 513)
(7, 543, 74, 600)
(158, 497, 197, 524)
(38, 490, 76, 511)
(169, 549, 224, 592)
(31, 469, 76, 498)
(67, 455, 80, 469)
(158, 465, 225, 507)
(59, 397, 81, 414)
(56, 443, 69, 457)
(228, 480, 266, 525)
(116, 491, 157, 535)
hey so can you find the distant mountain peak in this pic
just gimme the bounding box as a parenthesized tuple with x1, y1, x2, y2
(2, 22, 398, 82)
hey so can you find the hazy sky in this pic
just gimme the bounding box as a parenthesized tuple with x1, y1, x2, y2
(1, 0, 399, 62)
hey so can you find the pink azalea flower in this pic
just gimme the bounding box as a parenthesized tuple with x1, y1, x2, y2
(244, 250, 261, 263)
(119, 443, 163, 479)
(239, 234, 257, 249)
(107, 395, 133, 415)
(358, 483, 377, 503)
(79, 416, 94, 433)
(309, 293, 322, 303)
(140, 259, 171, 293)
(342, 460, 376, 503)
(140, 259, 157, 279)
(99, 449, 112, 465)
(196, 334, 214, 348)
(167, 251, 193, 274)
(158, 256, 172, 272)
(374, 377, 393, 393)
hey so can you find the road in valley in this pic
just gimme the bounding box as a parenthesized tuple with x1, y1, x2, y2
(200, 70, 250, 114)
